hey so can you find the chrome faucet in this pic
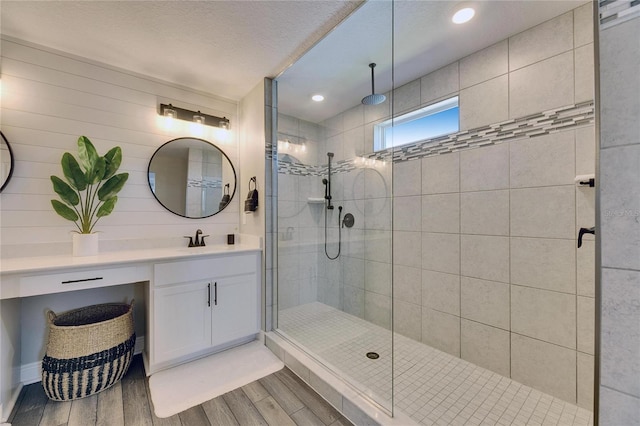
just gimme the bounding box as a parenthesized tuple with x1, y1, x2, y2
(184, 229, 209, 247)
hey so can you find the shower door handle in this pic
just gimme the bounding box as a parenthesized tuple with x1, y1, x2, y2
(578, 227, 595, 248)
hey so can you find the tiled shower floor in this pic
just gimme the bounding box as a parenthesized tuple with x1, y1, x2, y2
(279, 302, 593, 426)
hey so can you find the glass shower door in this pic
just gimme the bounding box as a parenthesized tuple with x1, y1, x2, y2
(273, 0, 394, 414)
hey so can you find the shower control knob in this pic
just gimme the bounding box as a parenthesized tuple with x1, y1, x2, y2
(342, 213, 355, 228)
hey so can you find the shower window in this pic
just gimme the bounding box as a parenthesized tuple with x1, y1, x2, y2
(374, 96, 459, 150)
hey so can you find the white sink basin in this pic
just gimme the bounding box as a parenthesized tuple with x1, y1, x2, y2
(176, 245, 233, 254)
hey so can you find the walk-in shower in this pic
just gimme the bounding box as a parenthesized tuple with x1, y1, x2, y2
(272, 1, 596, 424)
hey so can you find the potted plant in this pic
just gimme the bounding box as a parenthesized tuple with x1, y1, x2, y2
(50, 136, 128, 256)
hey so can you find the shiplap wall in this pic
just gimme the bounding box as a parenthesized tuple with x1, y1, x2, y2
(0, 37, 240, 251)
(0, 37, 244, 367)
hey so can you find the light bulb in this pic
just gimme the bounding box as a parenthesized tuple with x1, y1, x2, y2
(193, 111, 205, 124)
(452, 7, 475, 24)
(164, 105, 177, 118)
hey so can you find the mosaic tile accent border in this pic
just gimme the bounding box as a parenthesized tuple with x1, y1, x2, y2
(387, 100, 594, 163)
(187, 178, 222, 189)
(273, 101, 594, 176)
(600, 0, 640, 29)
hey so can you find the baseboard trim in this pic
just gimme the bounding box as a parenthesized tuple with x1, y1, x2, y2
(20, 336, 145, 385)
(20, 362, 40, 386)
(1, 382, 23, 424)
(135, 335, 146, 356)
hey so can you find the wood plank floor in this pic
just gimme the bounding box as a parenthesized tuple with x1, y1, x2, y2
(9, 355, 353, 426)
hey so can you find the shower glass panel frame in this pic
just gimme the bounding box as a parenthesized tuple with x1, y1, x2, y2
(272, 0, 395, 415)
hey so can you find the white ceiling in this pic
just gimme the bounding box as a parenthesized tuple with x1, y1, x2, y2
(1, 0, 588, 123)
(277, 0, 589, 123)
(0, 0, 362, 101)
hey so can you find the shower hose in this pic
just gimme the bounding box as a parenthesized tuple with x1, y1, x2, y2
(324, 205, 342, 260)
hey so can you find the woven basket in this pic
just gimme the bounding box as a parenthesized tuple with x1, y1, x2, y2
(41, 300, 135, 401)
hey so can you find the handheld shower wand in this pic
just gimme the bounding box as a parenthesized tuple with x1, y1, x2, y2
(324, 153, 334, 210)
(322, 178, 333, 210)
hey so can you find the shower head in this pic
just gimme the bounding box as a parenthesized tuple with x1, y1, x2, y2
(361, 63, 386, 106)
(322, 178, 328, 185)
(327, 152, 334, 158)
(362, 93, 386, 105)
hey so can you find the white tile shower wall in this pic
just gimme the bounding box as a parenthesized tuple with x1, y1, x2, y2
(405, 5, 594, 407)
(400, 5, 593, 408)
(276, 114, 324, 311)
(391, 123, 593, 407)
(598, 3, 640, 421)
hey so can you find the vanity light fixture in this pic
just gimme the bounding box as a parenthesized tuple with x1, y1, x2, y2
(279, 139, 291, 151)
(193, 111, 205, 125)
(163, 104, 177, 118)
(159, 103, 230, 129)
(452, 7, 475, 24)
(277, 133, 308, 154)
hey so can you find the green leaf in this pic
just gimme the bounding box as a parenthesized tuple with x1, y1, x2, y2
(97, 173, 129, 201)
(96, 196, 117, 217)
(61, 153, 87, 191)
(51, 200, 79, 222)
(77, 136, 99, 174)
(103, 147, 122, 180)
(87, 157, 107, 184)
(50, 176, 79, 206)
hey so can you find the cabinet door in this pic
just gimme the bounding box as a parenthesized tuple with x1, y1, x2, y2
(154, 280, 212, 364)
(211, 273, 259, 346)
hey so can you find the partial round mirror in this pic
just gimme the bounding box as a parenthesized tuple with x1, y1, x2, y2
(0, 131, 15, 193)
(148, 137, 236, 218)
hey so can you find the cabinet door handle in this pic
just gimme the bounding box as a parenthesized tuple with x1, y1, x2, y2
(214, 282, 218, 306)
(207, 283, 211, 307)
(61, 277, 103, 284)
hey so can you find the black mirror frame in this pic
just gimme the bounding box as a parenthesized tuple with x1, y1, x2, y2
(0, 131, 15, 193)
(147, 137, 237, 219)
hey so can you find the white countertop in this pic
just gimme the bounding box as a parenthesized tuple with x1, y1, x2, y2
(0, 244, 261, 275)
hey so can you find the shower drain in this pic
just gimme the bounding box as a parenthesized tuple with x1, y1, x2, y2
(366, 352, 380, 360)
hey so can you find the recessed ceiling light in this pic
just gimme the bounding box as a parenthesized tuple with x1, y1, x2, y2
(452, 7, 475, 24)
(312, 94, 324, 102)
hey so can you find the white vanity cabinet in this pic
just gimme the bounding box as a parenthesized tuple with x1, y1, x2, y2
(0, 244, 262, 421)
(153, 280, 213, 364)
(149, 251, 260, 372)
(211, 274, 260, 345)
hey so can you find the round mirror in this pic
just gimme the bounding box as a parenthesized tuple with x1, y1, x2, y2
(148, 137, 236, 218)
(0, 131, 15, 193)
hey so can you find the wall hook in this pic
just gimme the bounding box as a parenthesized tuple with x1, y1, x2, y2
(219, 183, 231, 210)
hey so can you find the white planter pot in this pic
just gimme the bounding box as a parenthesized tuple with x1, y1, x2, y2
(72, 233, 99, 256)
